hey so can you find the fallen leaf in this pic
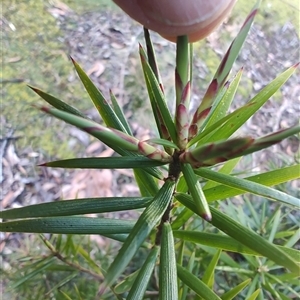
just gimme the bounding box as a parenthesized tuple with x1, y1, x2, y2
(86, 61, 105, 77)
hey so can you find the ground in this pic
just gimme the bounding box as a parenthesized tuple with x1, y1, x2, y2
(1, 1, 299, 294)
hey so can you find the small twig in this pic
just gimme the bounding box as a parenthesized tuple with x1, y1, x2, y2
(39, 234, 104, 282)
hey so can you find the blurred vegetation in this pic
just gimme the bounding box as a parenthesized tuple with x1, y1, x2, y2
(1, 0, 299, 158)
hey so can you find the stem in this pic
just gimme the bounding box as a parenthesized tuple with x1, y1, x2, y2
(39, 234, 104, 281)
(155, 150, 182, 245)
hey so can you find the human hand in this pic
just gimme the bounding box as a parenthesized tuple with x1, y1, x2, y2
(113, 0, 236, 42)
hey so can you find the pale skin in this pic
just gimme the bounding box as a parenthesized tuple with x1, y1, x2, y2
(113, 0, 237, 42)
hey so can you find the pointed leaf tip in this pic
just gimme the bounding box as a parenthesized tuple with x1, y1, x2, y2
(69, 55, 76, 64)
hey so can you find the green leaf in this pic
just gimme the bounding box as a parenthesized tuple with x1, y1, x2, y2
(29, 86, 86, 118)
(103, 179, 175, 288)
(9, 257, 56, 289)
(38, 106, 139, 152)
(196, 168, 299, 207)
(159, 222, 178, 300)
(188, 102, 256, 147)
(139, 45, 177, 144)
(176, 35, 190, 107)
(190, 1, 260, 131)
(284, 228, 300, 248)
(41, 156, 167, 169)
(45, 273, 78, 296)
(1, 217, 135, 234)
(205, 69, 243, 129)
(214, 2, 260, 87)
(181, 138, 253, 168)
(221, 279, 251, 300)
(175, 193, 300, 274)
(134, 169, 159, 196)
(114, 269, 140, 294)
(202, 249, 221, 288)
(202, 63, 299, 144)
(173, 164, 298, 231)
(196, 164, 300, 202)
(177, 264, 222, 300)
(181, 163, 211, 220)
(180, 251, 195, 300)
(146, 138, 179, 150)
(173, 231, 300, 261)
(246, 289, 261, 300)
(0, 197, 152, 219)
(71, 57, 127, 132)
(172, 206, 194, 230)
(240, 125, 300, 156)
(143, 28, 163, 89)
(109, 90, 132, 134)
(127, 246, 159, 300)
(203, 157, 241, 190)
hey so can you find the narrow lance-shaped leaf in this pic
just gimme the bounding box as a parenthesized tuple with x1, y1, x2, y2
(127, 246, 160, 300)
(175, 193, 299, 274)
(202, 249, 222, 288)
(193, 80, 230, 137)
(180, 251, 195, 300)
(177, 265, 222, 300)
(67, 63, 164, 182)
(181, 138, 253, 168)
(139, 43, 171, 150)
(173, 164, 299, 228)
(175, 36, 191, 149)
(173, 231, 299, 261)
(38, 106, 172, 163)
(109, 90, 132, 134)
(70, 61, 163, 188)
(187, 126, 299, 168)
(29, 86, 86, 118)
(196, 167, 299, 207)
(71, 57, 127, 132)
(221, 279, 251, 300)
(188, 102, 256, 147)
(198, 164, 300, 203)
(204, 68, 243, 130)
(40, 156, 167, 170)
(139, 44, 178, 145)
(190, 1, 260, 135)
(0, 217, 135, 235)
(239, 125, 300, 156)
(200, 63, 299, 145)
(101, 179, 175, 289)
(143, 28, 164, 94)
(0, 197, 153, 219)
(159, 222, 178, 300)
(180, 163, 211, 221)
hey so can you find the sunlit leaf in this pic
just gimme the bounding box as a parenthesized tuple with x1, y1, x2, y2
(0, 197, 152, 219)
(1, 217, 135, 235)
(175, 193, 299, 273)
(196, 168, 299, 207)
(41, 156, 167, 169)
(177, 264, 221, 300)
(159, 222, 178, 300)
(127, 246, 159, 300)
(221, 278, 251, 300)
